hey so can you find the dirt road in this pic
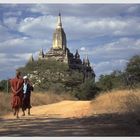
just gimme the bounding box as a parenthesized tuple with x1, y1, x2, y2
(0, 100, 140, 136)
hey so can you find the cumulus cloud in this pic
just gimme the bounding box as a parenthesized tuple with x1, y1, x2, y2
(4, 11, 22, 18)
(94, 59, 128, 79)
(3, 17, 18, 29)
(10, 5, 140, 41)
(29, 4, 140, 18)
(80, 37, 140, 80)
(65, 17, 140, 40)
(0, 25, 12, 41)
(80, 47, 86, 51)
(91, 38, 140, 61)
(0, 37, 51, 54)
(0, 4, 140, 80)
(18, 15, 56, 39)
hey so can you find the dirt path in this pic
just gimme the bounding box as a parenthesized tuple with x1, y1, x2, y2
(0, 100, 140, 136)
(3, 100, 93, 119)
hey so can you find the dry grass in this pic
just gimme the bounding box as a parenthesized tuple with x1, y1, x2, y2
(0, 91, 75, 116)
(31, 91, 75, 106)
(1, 89, 140, 117)
(0, 92, 11, 116)
(91, 89, 140, 115)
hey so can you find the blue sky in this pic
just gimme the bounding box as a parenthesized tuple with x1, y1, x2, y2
(0, 4, 140, 80)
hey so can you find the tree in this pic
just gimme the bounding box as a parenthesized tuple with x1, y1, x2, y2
(0, 80, 10, 92)
(97, 74, 113, 91)
(73, 79, 100, 100)
(125, 55, 140, 88)
(63, 71, 83, 92)
(18, 59, 84, 93)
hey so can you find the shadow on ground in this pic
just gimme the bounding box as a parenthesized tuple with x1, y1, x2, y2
(0, 113, 140, 136)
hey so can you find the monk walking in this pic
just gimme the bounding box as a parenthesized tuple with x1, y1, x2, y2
(22, 76, 33, 116)
(10, 71, 24, 119)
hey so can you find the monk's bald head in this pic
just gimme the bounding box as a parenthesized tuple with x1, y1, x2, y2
(16, 70, 21, 78)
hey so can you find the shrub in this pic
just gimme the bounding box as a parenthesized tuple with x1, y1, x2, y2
(73, 79, 100, 100)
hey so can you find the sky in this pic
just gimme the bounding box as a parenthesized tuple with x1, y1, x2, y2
(0, 4, 140, 81)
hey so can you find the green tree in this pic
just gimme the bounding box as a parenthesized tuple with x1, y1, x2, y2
(125, 55, 140, 86)
(125, 55, 140, 82)
(18, 59, 84, 94)
(97, 74, 113, 91)
(73, 79, 100, 100)
(64, 71, 83, 92)
(97, 70, 128, 91)
(0, 80, 10, 92)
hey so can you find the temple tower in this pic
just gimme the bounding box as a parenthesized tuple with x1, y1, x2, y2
(52, 13, 67, 51)
(38, 48, 44, 60)
(29, 54, 34, 62)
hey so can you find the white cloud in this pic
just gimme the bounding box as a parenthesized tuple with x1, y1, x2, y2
(0, 25, 10, 41)
(14, 53, 32, 61)
(0, 52, 33, 79)
(88, 38, 140, 61)
(17, 15, 140, 42)
(0, 4, 140, 80)
(80, 47, 86, 51)
(94, 59, 128, 79)
(3, 17, 18, 29)
(18, 15, 56, 39)
(0, 53, 30, 65)
(4, 11, 22, 17)
(126, 5, 140, 13)
(0, 37, 51, 54)
(79, 37, 140, 80)
(29, 4, 140, 18)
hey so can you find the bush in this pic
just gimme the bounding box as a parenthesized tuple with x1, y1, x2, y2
(97, 70, 127, 92)
(0, 80, 10, 93)
(125, 55, 140, 88)
(73, 79, 100, 100)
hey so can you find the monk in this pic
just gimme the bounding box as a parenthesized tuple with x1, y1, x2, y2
(22, 76, 33, 116)
(10, 71, 24, 119)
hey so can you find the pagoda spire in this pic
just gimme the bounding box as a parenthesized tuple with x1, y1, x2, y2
(53, 13, 67, 50)
(38, 48, 44, 60)
(75, 49, 80, 59)
(57, 12, 62, 28)
(85, 54, 90, 66)
(29, 54, 34, 62)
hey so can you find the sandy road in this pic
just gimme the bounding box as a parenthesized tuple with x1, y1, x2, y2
(3, 100, 93, 119)
(0, 100, 140, 136)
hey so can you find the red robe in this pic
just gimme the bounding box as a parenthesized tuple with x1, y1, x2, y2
(10, 77, 24, 109)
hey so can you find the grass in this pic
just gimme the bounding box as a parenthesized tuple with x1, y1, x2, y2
(0, 91, 75, 116)
(91, 89, 140, 115)
(1, 89, 140, 117)
(31, 91, 75, 106)
(0, 92, 11, 116)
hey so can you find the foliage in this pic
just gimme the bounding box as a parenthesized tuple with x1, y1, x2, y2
(63, 71, 84, 91)
(124, 55, 140, 88)
(97, 74, 113, 91)
(126, 55, 140, 77)
(96, 70, 125, 91)
(18, 59, 84, 94)
(97, 55, 140, 91)
(17, 55, 140, 99)
(19, 59, 69, 75)
(17, 59, 99, 100)
(0, 80, 10, 93)
(73, 79, 100, 100)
